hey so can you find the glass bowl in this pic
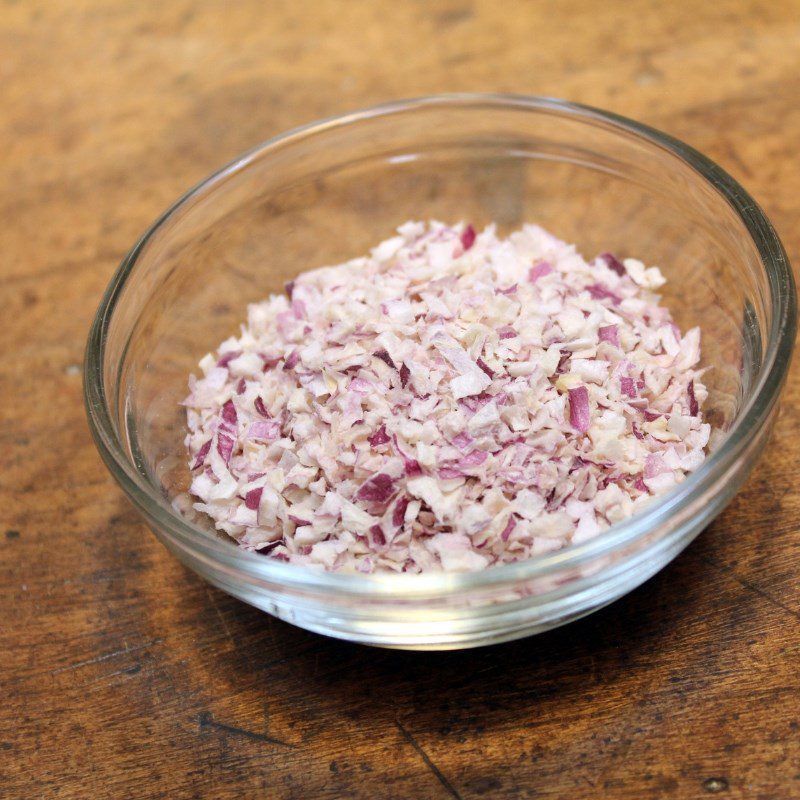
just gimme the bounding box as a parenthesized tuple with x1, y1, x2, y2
(85, 94, 795, 650)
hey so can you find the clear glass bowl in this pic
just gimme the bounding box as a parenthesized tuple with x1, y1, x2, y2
(85, 94, 795, 650)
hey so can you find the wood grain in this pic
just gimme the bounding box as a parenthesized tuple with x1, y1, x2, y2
(2, 1, 799, 797)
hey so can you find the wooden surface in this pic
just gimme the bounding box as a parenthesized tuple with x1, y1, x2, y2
(2, 1, 800, 797)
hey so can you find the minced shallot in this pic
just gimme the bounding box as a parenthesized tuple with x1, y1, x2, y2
(183, 221, 709, 573)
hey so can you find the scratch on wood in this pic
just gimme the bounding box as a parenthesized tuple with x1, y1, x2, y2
(48, 639, 161, 675)
(701, 556, 800, 623)
(203, 583, 236, 644)
(82, 662, 143, 690)
(198, 712, 295, 749)
(394, 716, 464, 800)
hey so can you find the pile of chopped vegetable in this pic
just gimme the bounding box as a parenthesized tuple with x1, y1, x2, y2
(184, 221, 709, 573)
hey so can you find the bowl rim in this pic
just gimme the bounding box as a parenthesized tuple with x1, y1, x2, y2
(84, 92, 796, 597)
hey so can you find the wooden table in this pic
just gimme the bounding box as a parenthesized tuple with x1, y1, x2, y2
(2, 2, 799, 797)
